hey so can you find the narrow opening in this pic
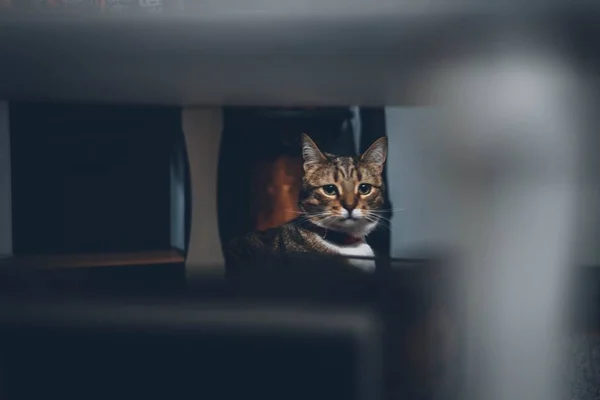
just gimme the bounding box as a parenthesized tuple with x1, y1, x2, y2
(218, 107, 391, 271)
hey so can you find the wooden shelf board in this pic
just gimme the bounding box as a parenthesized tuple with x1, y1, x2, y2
(0, 249, 186, 270)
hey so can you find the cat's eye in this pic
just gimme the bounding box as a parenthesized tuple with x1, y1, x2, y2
(358, 183, 372, 195)
(322, 185, 338, 196)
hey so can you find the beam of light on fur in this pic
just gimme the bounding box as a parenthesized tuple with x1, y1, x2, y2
(424, 30, 585, 400)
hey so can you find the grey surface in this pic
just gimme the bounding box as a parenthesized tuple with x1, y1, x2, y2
(385, 107, 446, 257)
(0, 3, 597, 105)
(569, 335, 600, 400)
(0, 14, 450, 105)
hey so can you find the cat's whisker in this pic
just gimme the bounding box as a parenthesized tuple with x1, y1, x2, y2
(380, 216, 392, 223)
(372, 220, 390, 230)
(364, 214, 391, 230)
(375, 221, 391, 230)
(368, 208, 405, 214)
(373, 224, 390, 231)
(364, 214, 388, 225)
(316, 216, 337, 225)
(366, 212, 391, 222)
(292, 210, 331, 219)
(365, 212, 384, 219)
(289, 211, 337, 230)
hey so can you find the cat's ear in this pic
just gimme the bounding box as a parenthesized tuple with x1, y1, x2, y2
(361, 137, 388, 170)
(301, 134, 326, 168)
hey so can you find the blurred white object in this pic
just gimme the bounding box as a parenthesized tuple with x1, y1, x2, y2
(182, 108, 225, 276)
(425, 31, 584, 400)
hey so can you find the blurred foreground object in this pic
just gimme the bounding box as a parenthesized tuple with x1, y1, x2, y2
(0, 259, 458, 400)
(424, 28, 585, 400)
(0, 294, 381, 400)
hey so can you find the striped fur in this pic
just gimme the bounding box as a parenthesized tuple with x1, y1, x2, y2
(226, 134, 387, 275)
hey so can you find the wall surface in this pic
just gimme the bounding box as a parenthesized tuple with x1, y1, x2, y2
(181, 108, 224, 276)
(0, 102, 11, 257)
(385, 106, 598, 266)
(384, 107, 448, 258)
(576, 116, 600, 266)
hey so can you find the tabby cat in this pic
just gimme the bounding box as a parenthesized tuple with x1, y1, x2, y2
(225, 133, 388, 275)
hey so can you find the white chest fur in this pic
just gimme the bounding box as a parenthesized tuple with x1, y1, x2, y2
(318, 238, 376, 272)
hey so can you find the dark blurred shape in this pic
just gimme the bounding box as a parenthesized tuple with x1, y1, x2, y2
(0, 297, 377, 400)
(0, 255, 461, 400)
(9, 102, 186, 255)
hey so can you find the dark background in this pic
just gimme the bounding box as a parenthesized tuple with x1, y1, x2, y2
(9, 102, 182, 255)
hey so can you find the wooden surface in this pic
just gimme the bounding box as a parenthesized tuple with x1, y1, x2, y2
(0, 249, 185, 270)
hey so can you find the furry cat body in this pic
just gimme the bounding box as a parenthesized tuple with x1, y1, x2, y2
(225, 134, 388, 275)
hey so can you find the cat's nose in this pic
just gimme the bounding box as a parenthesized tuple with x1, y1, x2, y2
(342, 207, 357, 219)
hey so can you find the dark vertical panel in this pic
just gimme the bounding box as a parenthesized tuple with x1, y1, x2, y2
(170, 131, 189, 252)
(0, 102, 11, 257)
(10, 103, 182, 255)
(359, 108, 391, 260)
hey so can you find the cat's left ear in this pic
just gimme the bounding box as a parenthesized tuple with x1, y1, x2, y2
(361, 137, 388, 171)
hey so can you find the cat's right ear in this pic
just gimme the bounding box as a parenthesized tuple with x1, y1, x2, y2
(301, 134, 326, 170)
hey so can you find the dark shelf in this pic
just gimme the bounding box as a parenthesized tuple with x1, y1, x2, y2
(0, 249, 185, 270)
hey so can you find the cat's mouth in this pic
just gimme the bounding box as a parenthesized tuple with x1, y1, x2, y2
(312, 213, 378, 237)
(325, 216, 376, 237)
(335, 215, 367, 227)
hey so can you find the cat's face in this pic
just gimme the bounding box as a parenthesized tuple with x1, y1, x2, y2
(299, 134, 387, 237)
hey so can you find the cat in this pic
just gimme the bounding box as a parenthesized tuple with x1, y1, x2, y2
(225, 133, 388, 277)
